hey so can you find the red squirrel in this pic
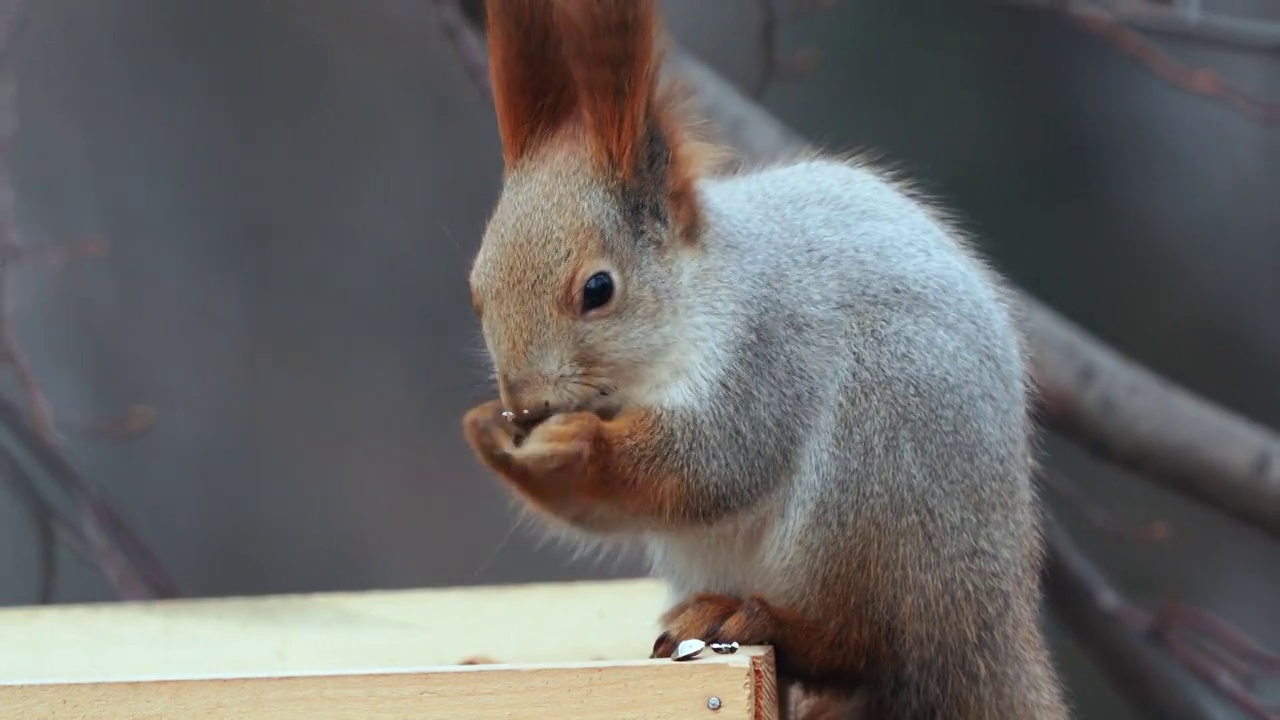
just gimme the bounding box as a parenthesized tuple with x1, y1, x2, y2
(460, 1, 1069, 717)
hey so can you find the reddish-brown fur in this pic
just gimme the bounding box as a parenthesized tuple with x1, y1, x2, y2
(484, 0, 721, 240)
(651, 593, 890, 689)
(463, 400, 694, 528)
(485, 0, 578, 169)
(651, 86, 727, 238)
(464, 400, 901, 715)
(556, 0, 659, 181)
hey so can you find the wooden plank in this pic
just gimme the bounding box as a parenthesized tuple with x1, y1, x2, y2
(0, 579, 783, 718)
(0, 648, 778, 720)
(0, 578, 671, 682)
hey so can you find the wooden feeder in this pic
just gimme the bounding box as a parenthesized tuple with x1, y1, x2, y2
(0, 578, 779, 719)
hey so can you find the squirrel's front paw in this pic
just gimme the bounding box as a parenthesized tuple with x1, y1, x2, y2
(513, 411, 602, 479)
(654, 593, 868, 689)
(651, 593, 778, 659)
(462, 400, 604, 510)
(462, 399, 521, 469)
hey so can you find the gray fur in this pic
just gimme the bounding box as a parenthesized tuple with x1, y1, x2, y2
(640, 158, 1068, 718)
(472, 142, 1068, 715)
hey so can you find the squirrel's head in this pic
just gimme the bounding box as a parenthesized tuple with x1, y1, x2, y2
(470, 0, 724, 425)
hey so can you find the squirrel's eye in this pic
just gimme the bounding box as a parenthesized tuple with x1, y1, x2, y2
(581, 272, 614, 313)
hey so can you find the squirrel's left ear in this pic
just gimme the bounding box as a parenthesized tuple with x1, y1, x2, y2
(487, 0, 579, 171)
(555, 0, 721, 239)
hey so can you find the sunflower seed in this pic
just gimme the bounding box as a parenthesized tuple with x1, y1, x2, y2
(672, 638, 707, 661)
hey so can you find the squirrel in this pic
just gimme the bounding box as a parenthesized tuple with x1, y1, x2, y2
(460, 0, 1070, 717)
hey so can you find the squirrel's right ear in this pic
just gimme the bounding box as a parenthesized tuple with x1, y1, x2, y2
(485, 0, 579, 169)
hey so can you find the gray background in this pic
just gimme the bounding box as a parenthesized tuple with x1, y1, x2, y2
(1, 1, 1277, 717)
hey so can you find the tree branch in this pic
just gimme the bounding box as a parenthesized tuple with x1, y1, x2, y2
(1043, 512, 1220, 720)
(993, 1, 1280, 125)
(1062, 2, 1280, 126)
(0, 394, 182, 600)
(0, 0, 181, 602)
(0, 448, 57, 603)
(1048, 510, 1280, 720)
(1022, 296, 1280, 538)
(752, 0, 782, 98)
(995, 0, 1280, 55)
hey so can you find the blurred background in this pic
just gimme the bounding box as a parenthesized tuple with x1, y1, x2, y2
(0, 0, 1276, 717)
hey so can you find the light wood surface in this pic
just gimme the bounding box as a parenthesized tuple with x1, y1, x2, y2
(0, 578, 780, 718)
(0, 649, 777, 720)
(0, 578, 670, 682)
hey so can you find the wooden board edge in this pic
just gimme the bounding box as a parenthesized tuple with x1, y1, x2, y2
(749, 647, 780, 720)
(0, 647, 779, 720)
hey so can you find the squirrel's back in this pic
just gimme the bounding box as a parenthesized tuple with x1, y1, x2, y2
(652, 158, 1062, 717)
(696, 157, 1023, 372)
(671, 157, 1034, 498)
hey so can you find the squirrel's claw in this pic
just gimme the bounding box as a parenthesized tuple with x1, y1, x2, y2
(653, 592, 860, 690)
(652, 593, 777, 660)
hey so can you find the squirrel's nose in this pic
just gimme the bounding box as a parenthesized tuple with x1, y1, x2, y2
(498, 374, 555, 427)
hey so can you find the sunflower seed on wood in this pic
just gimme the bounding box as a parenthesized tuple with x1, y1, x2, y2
(672, 638, 707, 661)
(708, 641, 739, 655)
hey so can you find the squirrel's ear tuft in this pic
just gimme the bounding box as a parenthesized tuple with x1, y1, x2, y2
(556, 0, 717, 239)
(486, 0, 579, 169)
(555, 0, 659, 181)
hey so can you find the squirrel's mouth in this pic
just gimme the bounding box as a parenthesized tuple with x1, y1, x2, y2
(506, 398, 620, 447)
(511, 415, 545, 439)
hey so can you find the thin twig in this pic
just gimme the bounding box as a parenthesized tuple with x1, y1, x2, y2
(433, 0, 491, 103)
(1039, 468, 1170, 543)
(0, 246, 59, 445)
(0, 0, 64, 605)
(0, 394, 181, 599)
(0, 0, 179, 601)
(1043, 513, 1220, 720)
(0, 449, 57, 603)
(62, 403, 159, 442)
(993, 0, 1280, 54)
(32, 486, 54, 602)
(1155, 601, 1280, 678)
(1071, 9, 1280, 125)
(1048, 511, 1280, 719)
(7, 234, 108, 270)
(1000, 0, 1280, 125)
(752, 0, 782, 97)
(1160, 633, 1279, 720)
(0, 54, 58, 447)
